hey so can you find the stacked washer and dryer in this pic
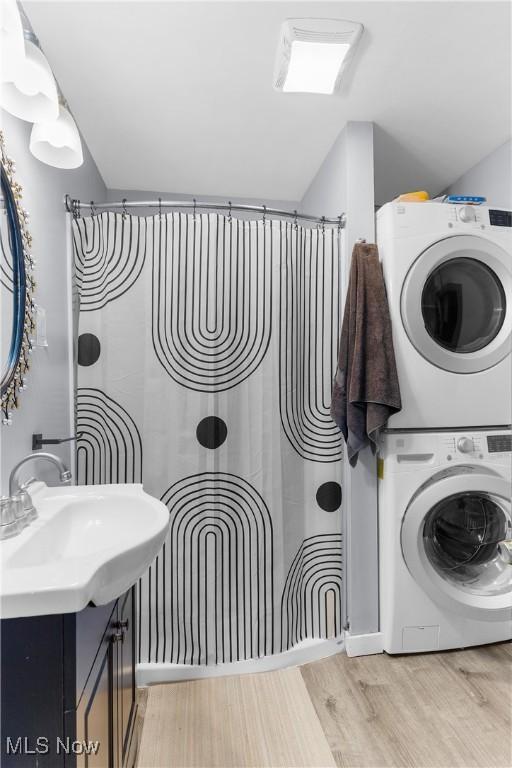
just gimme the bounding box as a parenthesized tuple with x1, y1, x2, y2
(376, 202, 512, 654)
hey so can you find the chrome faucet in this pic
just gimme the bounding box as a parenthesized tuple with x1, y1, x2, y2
(9, 452, 72, 496)
(0, 453, 72, 540)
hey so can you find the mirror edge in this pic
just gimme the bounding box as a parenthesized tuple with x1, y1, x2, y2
(0, 130, 35, 426)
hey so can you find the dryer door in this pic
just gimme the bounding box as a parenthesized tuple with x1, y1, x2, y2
(401, 235, 511, 372)
(401, 471, 512, 620)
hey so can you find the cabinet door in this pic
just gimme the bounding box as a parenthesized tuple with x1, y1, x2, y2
(1, 615, 65, 768)
(76, 625, 115, 768)
(116, 588, 137, 767)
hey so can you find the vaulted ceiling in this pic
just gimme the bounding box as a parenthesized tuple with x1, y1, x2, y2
(25, 1, 511, 203)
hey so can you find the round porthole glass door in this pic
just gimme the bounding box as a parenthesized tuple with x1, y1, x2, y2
(401, 472, 512, 618)
(401, 236, 512, 373)
(423, 491, 512, 595)
(421, 258, 506, 353)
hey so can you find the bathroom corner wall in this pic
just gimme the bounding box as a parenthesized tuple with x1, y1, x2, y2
(301, 121, 378, 637)
(0, 111, 106, 493)
(444, 139, 512, 209)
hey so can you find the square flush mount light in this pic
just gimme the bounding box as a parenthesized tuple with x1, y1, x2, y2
(274, 18, 364, 95)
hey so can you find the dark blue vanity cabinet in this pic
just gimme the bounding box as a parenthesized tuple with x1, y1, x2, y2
(1, 587, 138, 767)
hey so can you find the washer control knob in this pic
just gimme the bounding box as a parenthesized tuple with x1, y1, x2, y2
(457, 437, 473, 453)
(458, 205, 476, 223)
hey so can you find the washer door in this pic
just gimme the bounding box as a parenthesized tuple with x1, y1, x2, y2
(401, 472, 512, 620)
(401, 236, 511, 373)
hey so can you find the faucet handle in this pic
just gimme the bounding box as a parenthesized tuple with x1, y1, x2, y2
(0, 497, 20, 539)
(18, 487, 37, 523)
(0, 497, 16, 525)
(11, 494, 29, 529)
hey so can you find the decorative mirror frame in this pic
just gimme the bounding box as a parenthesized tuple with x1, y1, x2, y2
(1, 131, 35, 425)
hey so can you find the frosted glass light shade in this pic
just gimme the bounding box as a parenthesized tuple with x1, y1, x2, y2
(1, 38, 59, 122)
(30, 105, 83, 169)
(283, 41, 350, 94)
(0, 0, 25, 81)
(274, 19, 364, 95)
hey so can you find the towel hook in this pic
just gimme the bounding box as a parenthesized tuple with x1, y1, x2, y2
(357, 237, 367, 244)
(122, 198, 127, 220)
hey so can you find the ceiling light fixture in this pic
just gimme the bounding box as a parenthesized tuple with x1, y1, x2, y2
(0, 7, 83, 171)
(274, 18, 363, 95)
(0, 30, 59, 123)
(0, 0, 25, 81)
(30, 100, 84, 169)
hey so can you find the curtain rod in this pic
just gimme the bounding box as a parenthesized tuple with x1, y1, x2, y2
(64, 195, 346, 228)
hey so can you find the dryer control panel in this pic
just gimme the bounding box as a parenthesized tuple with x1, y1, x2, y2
(376, 200, 512, 238)
(452, 205, 512, 228)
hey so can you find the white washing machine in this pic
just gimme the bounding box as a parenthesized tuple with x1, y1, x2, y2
(376, 202, 512, 429)
(379, 427, 512, 654)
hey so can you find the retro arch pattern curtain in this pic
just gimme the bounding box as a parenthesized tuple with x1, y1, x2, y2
(73, 211, 344, 665)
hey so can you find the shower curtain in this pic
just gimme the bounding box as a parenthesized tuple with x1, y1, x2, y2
(72, 211, 343, 667)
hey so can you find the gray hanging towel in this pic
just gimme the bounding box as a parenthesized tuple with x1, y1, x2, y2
(331, 241, 401, 466)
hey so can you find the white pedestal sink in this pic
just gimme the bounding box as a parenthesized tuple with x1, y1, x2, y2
(0, 482, 169, 618)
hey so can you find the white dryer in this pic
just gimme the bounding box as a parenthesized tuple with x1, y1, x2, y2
(376, 202, 512, 429)
(379, 427, 512, 654)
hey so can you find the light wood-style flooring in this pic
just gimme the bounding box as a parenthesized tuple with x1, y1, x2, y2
(137, 643, 512, 768)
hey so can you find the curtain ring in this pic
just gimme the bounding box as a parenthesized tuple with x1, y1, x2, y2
(90, 201, 96, 217)
(228, 201, 232, 222)
(293, 210, 298, 231)
(262, 204, 266, 225)
(158, 197, 162, 221)
(193, 198, 197, 221)
(337, 215, 342, 233)
(122, 198, 127, 220)
(321, 216, 325, 234)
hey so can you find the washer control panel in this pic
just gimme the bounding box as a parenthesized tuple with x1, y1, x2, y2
(380, 429, 512, 473)
(442, 433, 483, 460)
(441, 431, 511, 462)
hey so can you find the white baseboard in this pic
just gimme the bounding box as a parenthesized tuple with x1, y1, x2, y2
(344, 631, 384, 657)
(136, 636, 345, 685)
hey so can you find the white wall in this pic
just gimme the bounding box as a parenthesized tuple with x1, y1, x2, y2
(0, 111, 106, 493)
(444, 140, 512, 208)
(301, 121, 379, 638)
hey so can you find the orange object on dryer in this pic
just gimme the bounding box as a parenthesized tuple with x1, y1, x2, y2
(395, 190, 430, 202)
